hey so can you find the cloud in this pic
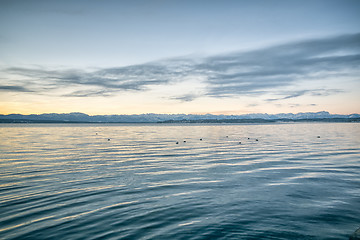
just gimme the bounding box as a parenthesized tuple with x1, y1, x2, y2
(199, 33, 360, 98)
(1, 33, 359, 100)
(0, 85, 33, 92)
(170, 93, 199, 102)
(265, 89, 345, 102)
(4, 64, 175, 96)
(62, 89, 113, 97)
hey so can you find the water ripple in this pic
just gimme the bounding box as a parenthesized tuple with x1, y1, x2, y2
(0, 123, 359, 239)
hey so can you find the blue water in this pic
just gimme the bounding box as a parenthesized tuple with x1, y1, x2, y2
(0, 123, 359, 239)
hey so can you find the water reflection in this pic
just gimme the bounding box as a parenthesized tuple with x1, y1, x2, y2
(0, 123, 359, 239)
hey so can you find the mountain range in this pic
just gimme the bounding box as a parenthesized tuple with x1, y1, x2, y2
(0, 111, 359, 123)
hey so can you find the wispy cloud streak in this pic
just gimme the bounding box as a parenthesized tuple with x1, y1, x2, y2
(266, 89, 345, 102)
(0, 85, 33, 92)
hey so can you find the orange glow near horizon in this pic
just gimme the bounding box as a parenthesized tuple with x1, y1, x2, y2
(0, 93, 359, 116)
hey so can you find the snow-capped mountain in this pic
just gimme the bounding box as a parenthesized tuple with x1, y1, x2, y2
(0, 111, 359, 123)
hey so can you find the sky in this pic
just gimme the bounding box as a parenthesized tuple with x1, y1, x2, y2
(0, 0, 359, 115)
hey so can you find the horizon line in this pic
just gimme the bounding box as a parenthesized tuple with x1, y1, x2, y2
(1, 111, 359, 116)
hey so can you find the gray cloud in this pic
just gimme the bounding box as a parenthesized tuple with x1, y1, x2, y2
(1, 33, 359, 100)
(170, 93, 199, 102)
(200, 33, 360, 98)
(4, 64, 174, 96)
(0, 85, 33, 92)
(266, 89, 345, 102)
(62, 89, 113, 97)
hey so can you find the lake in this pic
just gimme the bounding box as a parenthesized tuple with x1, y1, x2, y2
(0, 123, 359, 239)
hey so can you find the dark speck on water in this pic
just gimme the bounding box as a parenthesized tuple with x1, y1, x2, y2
(0, 123, 359, 240)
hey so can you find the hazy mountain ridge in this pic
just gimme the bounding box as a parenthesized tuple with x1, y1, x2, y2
(1, 111, 359, 123)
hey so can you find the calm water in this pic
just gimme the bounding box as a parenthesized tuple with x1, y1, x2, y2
(0, 123, 359, 240)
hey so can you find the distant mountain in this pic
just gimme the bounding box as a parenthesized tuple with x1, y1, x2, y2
(0, 111, 359, 123)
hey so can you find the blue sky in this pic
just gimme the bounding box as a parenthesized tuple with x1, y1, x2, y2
(0, 0, 359, 115)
